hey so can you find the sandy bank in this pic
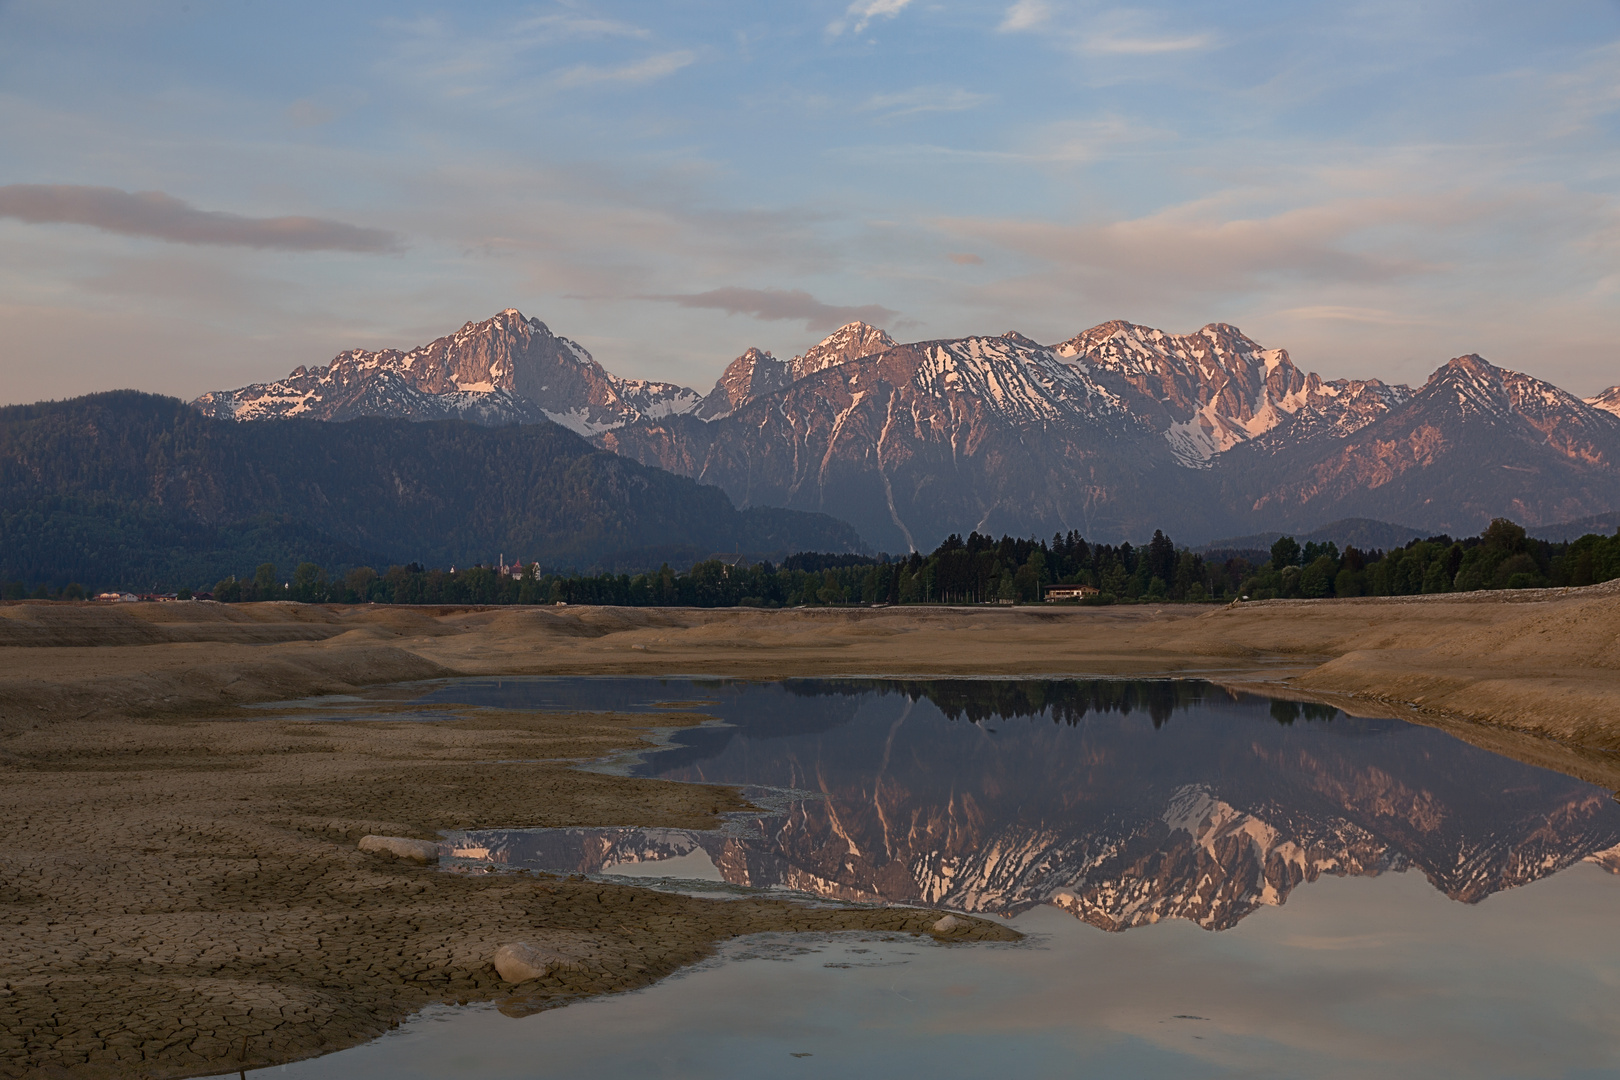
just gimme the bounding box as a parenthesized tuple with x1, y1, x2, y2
(8, 585, 1618, 750)
(3, 586, 1618, 1077)
(0, 705, 1013, 1079)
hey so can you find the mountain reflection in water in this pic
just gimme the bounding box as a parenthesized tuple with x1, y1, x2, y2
(429, 678, 1620, 931)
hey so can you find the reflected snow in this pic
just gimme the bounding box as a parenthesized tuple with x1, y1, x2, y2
(427, 678, 1620, 930)
(261, 676, 1620, 1080)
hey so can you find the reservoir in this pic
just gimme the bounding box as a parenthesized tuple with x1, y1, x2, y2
(251, 677, 1620, 1079)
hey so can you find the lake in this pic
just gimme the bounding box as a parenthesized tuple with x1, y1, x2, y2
(233, 677, 1620, 1079)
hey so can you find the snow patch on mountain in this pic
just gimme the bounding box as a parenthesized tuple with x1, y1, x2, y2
(1586, 386, 1620, 418)
(790, 322, 897, 380)
(194, 309, 705, 430)
(1050, 320, 1412, 467)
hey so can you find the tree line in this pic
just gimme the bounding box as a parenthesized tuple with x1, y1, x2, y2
(8, 516, 1617, 607)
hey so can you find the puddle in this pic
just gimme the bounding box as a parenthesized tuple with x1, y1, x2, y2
(215, 869, 1620, 1080)
(410, 677, 1620, 926)
(243, 676, 1620, 1078)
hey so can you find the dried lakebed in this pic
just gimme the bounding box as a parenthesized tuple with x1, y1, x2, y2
(235, 676, 1620, 1079)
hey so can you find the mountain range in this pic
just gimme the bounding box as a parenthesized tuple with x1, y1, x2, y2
(195, 310, 1620, 551)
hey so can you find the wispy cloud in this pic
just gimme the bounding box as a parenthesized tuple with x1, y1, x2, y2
(941, 194, 1459, 295)
(379, 11, 677, 100)
(829, 0, 915, 37)
(833, 115, 1174, 166)
(643, 287, 899, 331)
(0, 185, 402, 253)
(513, 12, 650, 40)
(998, 4, 1216, 57)
(553, 50, 696, 88)
(286, 99, 335, 127)
(999, 0, 1052, 33)
(1083, 30, 1214, 55)
(1276, 305, 1427, 327)
(861, 86, 991, 119)
(947, 252, 983, 264)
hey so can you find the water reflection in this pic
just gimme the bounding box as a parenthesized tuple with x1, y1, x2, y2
(427, 678, 1620, 931)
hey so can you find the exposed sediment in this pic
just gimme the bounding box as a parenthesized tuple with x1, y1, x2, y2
(3, 586, 1619, 1077)
(0, 705, 1013, 1079)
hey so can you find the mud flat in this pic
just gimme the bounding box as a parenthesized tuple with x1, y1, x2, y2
(0, 704, 1014, 1079)
(2, 585, 1618, 1077)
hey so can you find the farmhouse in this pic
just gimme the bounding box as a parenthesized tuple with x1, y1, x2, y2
(1043, 584, 1100, 602)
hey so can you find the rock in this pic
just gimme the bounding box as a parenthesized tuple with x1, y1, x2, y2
(357, 835, 440, 863)
(931, 914, 965, 933)
(493, 942, 572, 984)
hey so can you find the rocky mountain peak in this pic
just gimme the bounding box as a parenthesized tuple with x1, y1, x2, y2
(1048, 320, 1328, 466)
(790, 321, 898, 380)
(1586, 386, 1620, 417)
(1418, 354, 1614, 439)
(193, 308, 701, 432)
(1425, 354, 1538, 408)
(696, 346, 793, 420)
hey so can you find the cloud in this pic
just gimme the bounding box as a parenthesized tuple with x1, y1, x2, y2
(860, 86, 991, 119)
(1083, 30, 1214, 55)
(553, 50, 696, 88)
(939, 194, 1469, 297)
(378, 13, 672, 102)
(831, 114, 1175, 168)
(0, 185, 402, 253)
(1277, 306, 1426, 327)
(643, 287, 900, 330)
(286, 99, 336, 127)
(994, 3, 1214, 54)
(999, 0, 1052, 32)
(515, 13, 650, 40)
(829, 0, 914, 37)
(947, 252, 983, 265)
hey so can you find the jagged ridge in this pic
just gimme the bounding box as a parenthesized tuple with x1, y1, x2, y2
(194, 310, 1620, 548)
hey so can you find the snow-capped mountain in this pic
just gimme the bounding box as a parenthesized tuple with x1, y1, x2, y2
(694, 347, 792, 421)
(195, 309, 1620, 547)
(790, 321, 897, 380)
(691, 325, 900, 421)
(1052, 321, 1411, 466)
(194, 309, 702, 435)
(603, 325, 1620, 548)
(1584, 384, 1620, 418)
(1226, 354, 1620, 535)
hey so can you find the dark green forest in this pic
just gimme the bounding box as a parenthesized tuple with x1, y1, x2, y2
(52, 515, 1604, 608)
(0, 391, 863, 591)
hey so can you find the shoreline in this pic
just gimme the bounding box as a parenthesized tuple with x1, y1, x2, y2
(3, 588, 1619, 1077)
(0, 700, 1015, 1080)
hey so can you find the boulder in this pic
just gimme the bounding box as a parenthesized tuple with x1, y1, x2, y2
(358, 835, 440, 863)
(493, 942, 573, 984)
(931, 914, 965, 933)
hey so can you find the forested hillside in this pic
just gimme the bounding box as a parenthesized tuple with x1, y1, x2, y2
(0, 392, 865, 592)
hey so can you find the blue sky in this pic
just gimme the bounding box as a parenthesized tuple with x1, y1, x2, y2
(1, 0, 1617, 404)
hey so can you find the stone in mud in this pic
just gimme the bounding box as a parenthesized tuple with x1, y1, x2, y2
(931, 914, 965, 933)
(493, 942, 572, 983)
(358, 835, 440, 863)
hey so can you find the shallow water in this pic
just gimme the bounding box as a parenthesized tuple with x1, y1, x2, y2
(264, 677, 1620, 1078)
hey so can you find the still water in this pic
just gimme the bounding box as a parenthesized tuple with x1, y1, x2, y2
(266, 678, 1620, 1079)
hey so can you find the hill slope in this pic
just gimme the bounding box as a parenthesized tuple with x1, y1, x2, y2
(0, 392, 865, 589)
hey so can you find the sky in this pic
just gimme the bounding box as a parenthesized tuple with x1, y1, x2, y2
(1, 0, 1618, 405)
